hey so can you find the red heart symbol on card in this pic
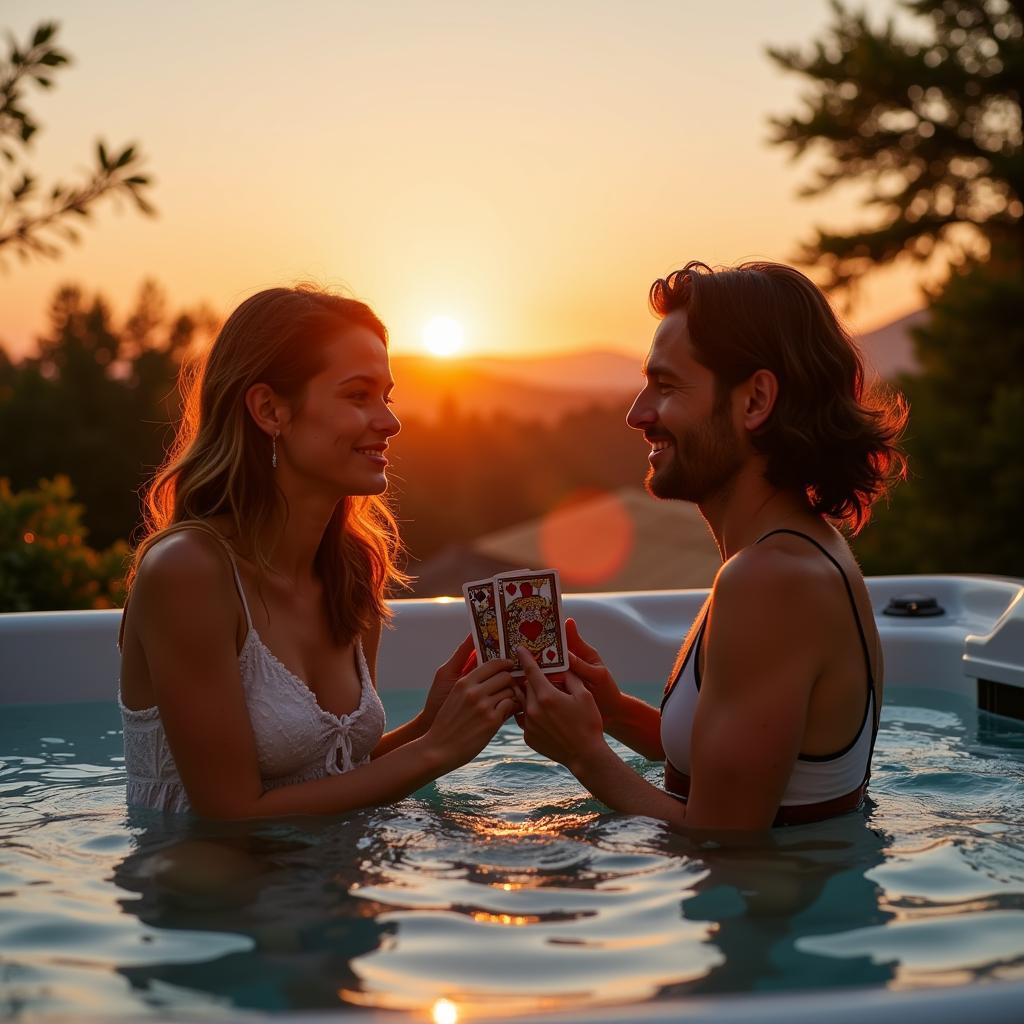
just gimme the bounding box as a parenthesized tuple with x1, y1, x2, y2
(521, 583, 533, 597)
(506, 583, 517, 596)
(519, 619, 542, 642)
(546, 650, 557, 661)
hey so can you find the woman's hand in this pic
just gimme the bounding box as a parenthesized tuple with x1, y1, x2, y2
(517, 646, 608, 773)
(565, 618, 625, 730)
(420, 635, 477, 732)
(424, 656, 518, 772)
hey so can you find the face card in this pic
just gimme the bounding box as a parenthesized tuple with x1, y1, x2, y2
(462, 578, 502, 664)
(493, 569, 568, 674)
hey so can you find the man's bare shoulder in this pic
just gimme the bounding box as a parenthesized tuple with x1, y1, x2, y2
(712, 536, 836, 617)
(702, 539, 835, 698)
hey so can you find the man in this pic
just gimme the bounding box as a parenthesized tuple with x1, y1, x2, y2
(517, 261, 908, 830)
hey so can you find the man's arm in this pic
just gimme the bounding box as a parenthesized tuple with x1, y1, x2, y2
(521, 548, 826, 832)
(682, 550, 821, 830)
(517, 652, 687, 827)
(565, 621, 664, 760)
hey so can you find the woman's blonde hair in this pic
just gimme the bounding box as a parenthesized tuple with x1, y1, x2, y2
(129, 285, 408, 644)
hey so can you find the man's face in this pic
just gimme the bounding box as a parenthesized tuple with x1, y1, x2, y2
(626, 310, 744, 503)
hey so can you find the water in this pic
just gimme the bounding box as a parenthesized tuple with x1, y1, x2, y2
(1, 686, 1023, 1018)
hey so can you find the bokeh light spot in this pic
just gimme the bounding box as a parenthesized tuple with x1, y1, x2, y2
(539, 488, 633, 587)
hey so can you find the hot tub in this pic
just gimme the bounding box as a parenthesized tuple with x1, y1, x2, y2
(1, 575, 1023, 1023)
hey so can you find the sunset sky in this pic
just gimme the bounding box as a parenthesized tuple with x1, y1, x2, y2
(2, 0, 938, 361)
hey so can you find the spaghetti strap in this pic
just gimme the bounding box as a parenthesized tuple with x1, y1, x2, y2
(221, 548, 254, 633)
(755, 528, 875, 692)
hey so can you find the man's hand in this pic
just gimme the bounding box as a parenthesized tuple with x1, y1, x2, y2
(566, 618, 625, 730)
(517, 645, 608, 772)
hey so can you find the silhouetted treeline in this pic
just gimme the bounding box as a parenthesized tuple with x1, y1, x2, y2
(391, 399, 645, 565)
(2, 265, 1022, 613)
(0, 281, 216, 549)
(0, 281, 647, 576)
(853, 253, 1024, 578)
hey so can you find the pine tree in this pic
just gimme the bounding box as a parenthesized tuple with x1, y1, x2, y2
(770, 1, 1024, 575)
(769, 0, 1023, 289)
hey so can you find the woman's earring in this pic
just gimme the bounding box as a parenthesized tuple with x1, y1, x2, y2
(272, 431, 278, 469)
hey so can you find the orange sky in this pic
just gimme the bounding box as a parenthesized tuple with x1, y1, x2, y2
(1, 1, 939, 361)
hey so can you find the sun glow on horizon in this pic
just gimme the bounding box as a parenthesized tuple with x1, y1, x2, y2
(432, 998, 459, 1024)
(423, 316, 465, 358)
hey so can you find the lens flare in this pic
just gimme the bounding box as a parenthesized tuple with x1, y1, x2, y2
(539, 487, 634, 587)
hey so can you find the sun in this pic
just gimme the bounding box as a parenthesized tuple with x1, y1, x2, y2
(422, 316, 465, 358)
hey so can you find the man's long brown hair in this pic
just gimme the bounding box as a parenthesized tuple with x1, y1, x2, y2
(129, 285, 408, 645)
(649, 261, 908, 532)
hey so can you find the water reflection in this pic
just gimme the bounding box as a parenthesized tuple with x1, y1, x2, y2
(8, 688, 1015, 1017)
(107, 764, 895, 1015)
(111, 810, 396, 1011)
(664, 809, 893, 996)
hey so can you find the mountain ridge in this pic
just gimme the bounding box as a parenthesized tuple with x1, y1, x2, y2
(390, 310, 924, 423)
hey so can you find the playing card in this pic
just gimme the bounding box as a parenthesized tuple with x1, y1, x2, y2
(493, 569, 569, 675)
(462, 578, 503, 664)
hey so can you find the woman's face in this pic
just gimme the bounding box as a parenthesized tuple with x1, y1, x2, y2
(280, 326, 401, 497)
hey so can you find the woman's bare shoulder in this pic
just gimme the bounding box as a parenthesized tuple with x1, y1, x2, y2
(132, 527, 237, 612)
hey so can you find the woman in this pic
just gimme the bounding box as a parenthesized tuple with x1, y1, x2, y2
(118, 286, 516, 819)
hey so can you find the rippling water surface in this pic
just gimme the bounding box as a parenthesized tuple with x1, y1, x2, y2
(1, 686, 1023, 1018)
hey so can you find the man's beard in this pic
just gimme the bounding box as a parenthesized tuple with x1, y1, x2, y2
(645, 402, 743, 504)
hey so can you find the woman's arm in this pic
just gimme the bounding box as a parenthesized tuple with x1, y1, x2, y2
(132, 535, 515, 820)
(371, 635, 478, 758)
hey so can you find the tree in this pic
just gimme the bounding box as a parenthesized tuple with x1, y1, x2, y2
(0, 21, 154, 268)
(0, 475, 129, 611)
(770, 1, 1024, 577)
(0, 280, 216, 548)
(768, 0, 1023, 290)
(855, 254, 1024, 575)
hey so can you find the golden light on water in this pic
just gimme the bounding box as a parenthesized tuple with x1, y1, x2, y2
(432, 997, 459, 1024)
(423, 316, 465, 358)
(470, 911, 540, 926)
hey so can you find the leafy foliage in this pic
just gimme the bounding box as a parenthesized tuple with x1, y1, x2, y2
(0, 21, 155, 268)
(0, 475, 130, 611)
(768, 0, 1023, 289)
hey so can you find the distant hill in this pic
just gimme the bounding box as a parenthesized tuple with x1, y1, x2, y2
(857, 310, 925, 380)
(469, 350, 641, 392)
(390, 313, 924, 423)
(390, 354, 635, 424)
(413, 486, 720, 596)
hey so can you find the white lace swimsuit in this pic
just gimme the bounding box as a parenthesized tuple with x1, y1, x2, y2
(119, 541, 387, 814)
